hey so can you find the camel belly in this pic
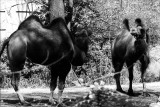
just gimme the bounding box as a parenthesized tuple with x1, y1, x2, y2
(26, 47, 65, 66)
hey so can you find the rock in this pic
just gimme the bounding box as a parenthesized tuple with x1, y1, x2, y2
(100, 80, 105, 86)
(90, 84, 95, 89)
(149, 103, 160, 107)
(94, 82, 99, 86)
(89, 94, 96, 99)
(78, 78, 84, 83)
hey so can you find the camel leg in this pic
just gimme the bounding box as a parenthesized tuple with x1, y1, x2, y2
(113, 62, 124, 93)
(141, 66, 147, 96)
(57, 78, 65, 103)
(140, 55, 150, 96)
(57, 62, 71, 103)
(126, 63, 134, 95)
(11, 72, 30, 105)
(49, 68, 58, 105)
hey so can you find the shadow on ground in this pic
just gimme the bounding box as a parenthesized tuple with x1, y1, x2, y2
(1, 89, 160, 107)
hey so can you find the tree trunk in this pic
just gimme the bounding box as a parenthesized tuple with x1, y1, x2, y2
(49, 0, 65, 22)
(65, 0, 73, 29)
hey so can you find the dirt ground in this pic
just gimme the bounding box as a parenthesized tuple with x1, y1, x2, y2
(1, 82, 160, 107)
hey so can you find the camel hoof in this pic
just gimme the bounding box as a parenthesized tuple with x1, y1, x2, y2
(48, 98, 58, 105)
(21, 101, 31, 106)
(116, 89, 126, 94)
(128, 92, 135, 96)
(128, 89, 134, 96)
(128, 91, 141, 96)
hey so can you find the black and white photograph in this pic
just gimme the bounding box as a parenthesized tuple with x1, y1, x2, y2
(0, 0, 160, 107)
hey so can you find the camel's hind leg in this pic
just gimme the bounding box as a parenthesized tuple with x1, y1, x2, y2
(7, 36, 29, 105)
(11, 72, 30, 105)
(9, 61, 30, 105)
(126, 62, 134, 95)
(113, 61, 124, 93)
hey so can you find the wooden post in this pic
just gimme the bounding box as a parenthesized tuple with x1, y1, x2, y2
(66, 0, 73, 29)
(120, 0, 123, 9)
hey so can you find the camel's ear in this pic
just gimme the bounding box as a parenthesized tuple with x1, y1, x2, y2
(135, 18, 144, 27)
(75, 29, 88, 37)
(123, 18, 130, 31)
(146, 28, 150, 44)
(87, 28, 92, 37)
(81, 29, 88, 37)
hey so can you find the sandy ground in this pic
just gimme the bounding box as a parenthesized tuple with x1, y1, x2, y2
(1, 82, 160, 94)
(1, 82, 160, 107)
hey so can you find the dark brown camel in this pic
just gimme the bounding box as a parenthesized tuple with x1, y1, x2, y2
(0, 15, 91, 105)
(111, 18, 150, 96)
